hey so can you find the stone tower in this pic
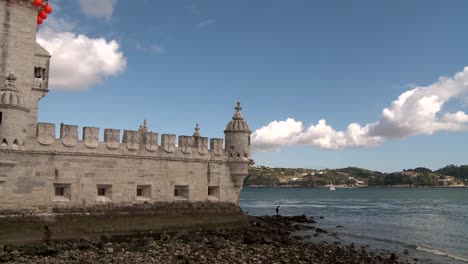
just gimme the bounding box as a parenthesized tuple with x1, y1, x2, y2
(225, 101, 251, 187)
(0, 0, 51, 146)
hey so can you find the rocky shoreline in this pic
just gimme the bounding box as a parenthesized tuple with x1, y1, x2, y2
(0, 215, 416, 264)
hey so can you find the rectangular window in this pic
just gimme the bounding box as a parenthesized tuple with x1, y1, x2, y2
(98, 188, 106, 196)
(55, 187, 65, 196)
(174, 185, 189, 199)
(0, 112, 2, 125)
(208, 186, 220, 198)
(96, 184, 112, 202)
(136, 185, 151, 200)
(53, 183, 71, 201)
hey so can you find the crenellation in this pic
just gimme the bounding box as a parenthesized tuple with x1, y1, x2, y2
(143, 131, 158, 152)
(122, 130, 140, 151)
(83, 127, 99, 148)
(210, 138, 224, 156)
(104, 128, 120, 149)
(60, 123, 78, 147)
(36, 122, 55, 145)
(195, 136, 209, 155)
(179, 135, 194, 154)
(161, 134, 176, 153)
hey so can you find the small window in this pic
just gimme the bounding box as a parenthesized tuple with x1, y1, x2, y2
(34, 66, 46, 79)
(96, 184, 112, 202)
(136, 185, 151, 200)
(230, 146, 234, 150)
(174, 185, 189, 200)
(55, 187, 65, 196)
(248, 136, 251, 146)
(98, 188, 106, 196)
(53, 183, 71, 201)
(0, 112, 2, 125)
(208, 186, 220, 198)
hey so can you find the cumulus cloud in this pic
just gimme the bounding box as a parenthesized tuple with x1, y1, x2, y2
(37, 18, 127, 90)
(252, 68, 468, 151)
(78, 0, 117, 19)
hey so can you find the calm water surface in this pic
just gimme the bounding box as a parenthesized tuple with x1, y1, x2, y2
(239, 187, 468, 264)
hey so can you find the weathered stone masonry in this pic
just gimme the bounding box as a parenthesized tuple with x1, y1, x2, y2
(0, 0, 252, 243)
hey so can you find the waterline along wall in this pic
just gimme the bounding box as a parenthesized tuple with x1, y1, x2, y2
(0, 0, 252, 243)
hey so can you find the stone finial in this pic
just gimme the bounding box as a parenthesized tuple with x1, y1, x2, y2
(139, 118, 148, 134)
(235, 101, 242, 111)
(193, 123, 201, 137)
(232, 101, 244, 120)
(2, 73, 18, 91)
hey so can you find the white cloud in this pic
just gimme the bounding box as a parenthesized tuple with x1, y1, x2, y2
(37, 18, 127, 90)
(252, 67, 468, 151)
(78, 0, 117, 19)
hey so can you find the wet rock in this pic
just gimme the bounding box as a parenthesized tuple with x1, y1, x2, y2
(315, 228, 328, 233)
(0, 215, 407, 264)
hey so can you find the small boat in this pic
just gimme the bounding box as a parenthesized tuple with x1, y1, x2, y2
(329, 183, 336, 191)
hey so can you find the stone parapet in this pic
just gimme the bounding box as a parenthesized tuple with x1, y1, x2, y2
(32, 123, 227, 161)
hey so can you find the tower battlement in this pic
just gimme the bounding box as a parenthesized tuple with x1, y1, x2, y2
(23, 122, 227, 161)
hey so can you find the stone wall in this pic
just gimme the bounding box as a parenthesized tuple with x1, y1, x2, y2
(0, 148, 239, 212)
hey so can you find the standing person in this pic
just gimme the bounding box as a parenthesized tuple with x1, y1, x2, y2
(275, 205, 280, 216)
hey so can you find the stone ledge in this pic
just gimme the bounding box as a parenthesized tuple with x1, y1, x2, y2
(0, 149, 228, 164)
(0, 160, 18, 167)
(0, 202, 247, 245)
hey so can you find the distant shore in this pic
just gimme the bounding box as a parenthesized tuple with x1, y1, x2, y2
(245, 185, 467, 188)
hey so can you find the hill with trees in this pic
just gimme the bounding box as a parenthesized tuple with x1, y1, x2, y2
(245, 165, 467, 187)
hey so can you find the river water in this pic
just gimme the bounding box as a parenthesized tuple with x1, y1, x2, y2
(239, 187, 468, 264)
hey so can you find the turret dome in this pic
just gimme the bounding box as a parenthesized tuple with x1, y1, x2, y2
(225, 101, 250, 132)
(0, 73, 28, 110)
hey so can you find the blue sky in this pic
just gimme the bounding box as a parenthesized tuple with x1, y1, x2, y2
(37, 0, 468, 172)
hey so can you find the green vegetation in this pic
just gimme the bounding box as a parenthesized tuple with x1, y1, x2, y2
(436, 165, 468, 180)
(245, 165, 467, 187)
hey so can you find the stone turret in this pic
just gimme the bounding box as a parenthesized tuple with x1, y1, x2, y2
(224, 102, 251, 187)
(0, 73, 30, 148)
